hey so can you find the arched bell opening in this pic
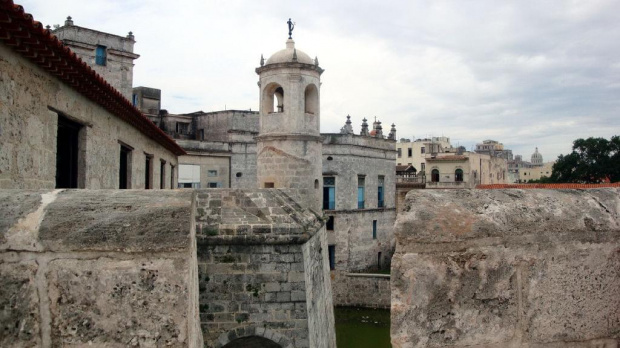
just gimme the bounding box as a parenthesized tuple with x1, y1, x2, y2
(304, 83, 318, 115)
(263, 83, 284, 114)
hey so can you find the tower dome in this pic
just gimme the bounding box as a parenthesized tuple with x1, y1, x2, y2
(265, 39, 315, 65)
(531, 147, 543, 166)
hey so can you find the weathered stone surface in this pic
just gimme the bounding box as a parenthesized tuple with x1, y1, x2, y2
(39, 190, 193, 252)
(0, 261, 40, 347)
(47, 258, 190, 347)
(195, 189, 322, 242)
(0, 190, 50, 250)
(392, 188, 620, 348)
(397, 188, 620, 246)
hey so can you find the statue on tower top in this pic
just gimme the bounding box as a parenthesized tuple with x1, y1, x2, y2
(287, 18, 295, 39)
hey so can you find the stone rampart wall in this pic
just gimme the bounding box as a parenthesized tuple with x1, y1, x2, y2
(332, 271, 390, 309)
(392, 188, 620, 348)
(0, 190, 201, 348)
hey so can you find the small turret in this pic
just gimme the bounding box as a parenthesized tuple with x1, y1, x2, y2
(340, 115, 354, 134)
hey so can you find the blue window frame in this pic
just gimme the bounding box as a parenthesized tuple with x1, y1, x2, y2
(323, 177, 335, 210)
(357, 176, 365, 209)
(378, 176, 384, 208)
(372, 220, 377, 239)
(95, 45, 107, 66)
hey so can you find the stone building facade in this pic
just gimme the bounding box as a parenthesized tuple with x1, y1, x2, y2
(475, 139, 513, 160)
(52, 16, 139, 101)
(322, 131, 397, 272)
(0, 7, 184, 190)
(426, 152, 508, 189)
(395, 136, 453, 172)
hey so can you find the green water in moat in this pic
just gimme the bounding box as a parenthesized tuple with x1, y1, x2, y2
(335, 307, 391, 348)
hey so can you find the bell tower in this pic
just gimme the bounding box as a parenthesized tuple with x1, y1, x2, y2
(255, 27, 324, 211)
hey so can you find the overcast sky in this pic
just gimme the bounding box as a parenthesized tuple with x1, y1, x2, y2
(20, 0, 620, 161)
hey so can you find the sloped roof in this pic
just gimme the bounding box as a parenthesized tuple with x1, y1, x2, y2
(426, 155, 468, 161)
(0, 1, 185, 156)
(396, 165, 416, 172)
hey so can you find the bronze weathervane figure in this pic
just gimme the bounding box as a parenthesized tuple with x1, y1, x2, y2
(287, 18, 295, 39)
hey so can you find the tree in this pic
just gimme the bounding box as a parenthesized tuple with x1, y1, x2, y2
(550, 136, 620, 183)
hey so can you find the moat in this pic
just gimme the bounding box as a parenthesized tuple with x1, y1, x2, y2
(335, 307, 391, 348)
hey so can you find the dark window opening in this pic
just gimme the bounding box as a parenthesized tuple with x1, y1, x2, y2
(378, 176, 385, 208)
(421, 147, 426, 154)
(397, 148, 402, 158)
(119, 145, 132, 189)
(56, 115, 82, 188)
(326, 156, 333, 161)
(264, 182, 274, 188)
(170, 164, 175, 189)
(176, 122, 190, 135)
(236, 172, 242, 178)
(455, 169, 464, 182)
(328, 245, 336, 271)
(145, 154, 153, 189)
(208, 182, 218, 188)
(326, 216, 334, 230)
(160, 160, 166, 189)
(372, 220, 377, 240)
(407, 148, 412, 157)
(431, 169, 440, 183)
(314, 179, 319, 189)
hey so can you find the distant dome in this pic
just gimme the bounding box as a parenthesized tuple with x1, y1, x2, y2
(266, 39, 314, 65)
(531, 147, 543, 165)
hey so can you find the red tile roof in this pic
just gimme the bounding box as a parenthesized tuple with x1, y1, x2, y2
(477, 183, 620, 189)
(0, 1, 185, 156)
(426, 155, 468, 161)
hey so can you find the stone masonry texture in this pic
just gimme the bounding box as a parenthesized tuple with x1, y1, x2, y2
(392, 188, 620, 348)
(194, 188, 335, 348)
(0, 188, 336, 347)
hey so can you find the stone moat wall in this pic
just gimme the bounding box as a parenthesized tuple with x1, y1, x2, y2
(392, 188, 620, 348)
(332, 271, 391, 309)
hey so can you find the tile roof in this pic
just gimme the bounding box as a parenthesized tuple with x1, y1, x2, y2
(0, 1, 185, 156)
(396, 165, 416, 172)
(476, 183, 620, 189)
(426, 155, 469, 161)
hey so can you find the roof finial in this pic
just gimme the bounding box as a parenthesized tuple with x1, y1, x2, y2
(292, 49, 298, 62)
(361, 118, 370, 136)
(314, 56, 319, 66)
(65, 16, 73, 26)
(260, 54, 265, 67)
(340, 115, 354, 134)
(287, 18, 295, 39)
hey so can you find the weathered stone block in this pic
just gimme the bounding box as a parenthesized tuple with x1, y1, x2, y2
(39, 190, 193, 252)
(0, 261, 40, 347)
(47, 258, 189, 347)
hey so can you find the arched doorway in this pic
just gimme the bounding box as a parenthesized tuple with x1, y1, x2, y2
(431, 169, 440, 182)
(222, 336, 282, 348)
